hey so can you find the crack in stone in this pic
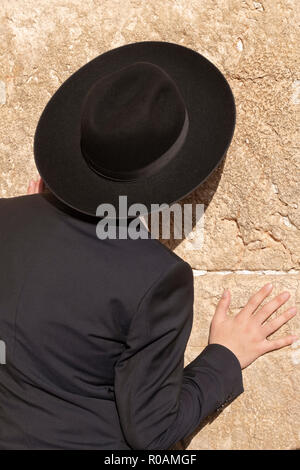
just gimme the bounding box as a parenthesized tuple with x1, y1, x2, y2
(221, 212, 297, 267)
(265, 230, 295, 266)
(226, 73, 273, 82)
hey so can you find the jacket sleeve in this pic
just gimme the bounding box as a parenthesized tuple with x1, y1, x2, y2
(114, 260, 244, 450)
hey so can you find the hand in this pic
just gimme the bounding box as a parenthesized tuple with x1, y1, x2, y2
(209, 283, 298, 369)
(27, 177, 44, 194)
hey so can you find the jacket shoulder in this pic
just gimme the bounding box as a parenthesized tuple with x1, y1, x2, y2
(119, 236, 193, 304)
(0, 194, 45, 212)
(125, 236, 190, 276)
(0, 194, 50, 227)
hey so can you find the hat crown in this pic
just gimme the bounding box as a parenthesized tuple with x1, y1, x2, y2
(80, 61, 188, 181)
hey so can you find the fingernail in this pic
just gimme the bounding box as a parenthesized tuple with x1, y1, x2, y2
(292, 336, 299, 343)
(289, 307, 297, 314)
(222, 289, 228, 299)
(282, 291, 290, 301)
(265, 283, 273, 290)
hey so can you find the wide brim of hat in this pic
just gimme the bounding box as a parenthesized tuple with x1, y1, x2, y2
(34, 41, 236, 217)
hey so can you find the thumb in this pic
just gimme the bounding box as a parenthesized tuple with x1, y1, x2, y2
(214, 289, 231, 321)
(37, 177, 44, 193)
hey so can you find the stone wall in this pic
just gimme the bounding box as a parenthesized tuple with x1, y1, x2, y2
(0, 0, 299, 449)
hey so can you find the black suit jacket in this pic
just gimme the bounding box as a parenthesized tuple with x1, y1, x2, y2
(0, 193, 243, 450)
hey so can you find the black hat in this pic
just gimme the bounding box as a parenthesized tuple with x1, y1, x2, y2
(34, 41, 236, 217)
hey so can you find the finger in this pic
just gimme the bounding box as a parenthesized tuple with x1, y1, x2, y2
(239, 283, 273, 318)
(37, 178, 44, 193)
(214, 289, 231, 322)
(31, 179, 40, 194)
(255, 291, 291, 324)
(263, 334, 299, 353)
(27, 180, 35, 195)
(263, 307, 297, 336)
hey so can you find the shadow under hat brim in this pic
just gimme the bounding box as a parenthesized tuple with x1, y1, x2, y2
(34, 41, 236, 217)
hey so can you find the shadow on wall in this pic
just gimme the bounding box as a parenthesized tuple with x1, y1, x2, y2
(156, 156, 225, 250)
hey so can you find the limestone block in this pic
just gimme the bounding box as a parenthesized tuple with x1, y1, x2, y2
(0, 0, 299, 450)
(183, 273, 300, 450)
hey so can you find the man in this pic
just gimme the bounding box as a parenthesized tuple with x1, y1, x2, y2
(0, 41, 297, 450)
